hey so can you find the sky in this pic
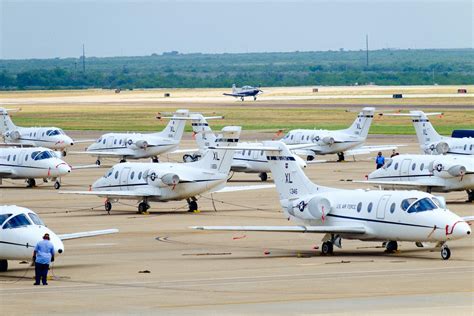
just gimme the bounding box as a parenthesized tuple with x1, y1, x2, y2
(0, 0, 472, 59)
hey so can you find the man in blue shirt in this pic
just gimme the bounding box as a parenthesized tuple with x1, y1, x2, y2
(33, 233, 55, 285)
(375, 152, 385, 169)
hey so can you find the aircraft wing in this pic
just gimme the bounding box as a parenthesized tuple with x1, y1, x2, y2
(0, 168, 14, 177)
(73, 139, 96, 144)
(213, 184, 276, 193)
(462, 216, 474, 225)
(191, 225, 365, 234)
(58, 229, 119, 240)
(354, 180, 445, 187)
(69, 151, 133, 157)
(230, 161, 251, 172)
(345, 144, 405, 156)
(170, 148, 200, 154)
(223, 93, 245, 97)
(71, 164, 101, 170)
(58, 190, 155, 198)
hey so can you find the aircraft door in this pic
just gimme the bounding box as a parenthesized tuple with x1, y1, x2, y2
(400, 159, 412, 179)
(376, 195, 391, 219)
(17, 151, 25, 166)
(119, 167, 131, 190)
(295, 132, 303, 144)
(106, 136, 114, 149)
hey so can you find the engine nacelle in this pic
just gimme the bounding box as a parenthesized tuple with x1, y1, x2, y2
(322, 136, 335, 145)
(6, 130, 20, 140)
(288, 196, 332, 221)
(135, 140, 149, 149)
(435, 142, 449, 155)
(447, 165, 466, 177)
(147, 172, 180, 188)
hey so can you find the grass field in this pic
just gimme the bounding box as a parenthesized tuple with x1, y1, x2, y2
(1, 86, 473, 135)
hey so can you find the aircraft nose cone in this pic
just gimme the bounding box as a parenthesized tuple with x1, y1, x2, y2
(57, 164, 72, 175)
(452, 221, 471, 239)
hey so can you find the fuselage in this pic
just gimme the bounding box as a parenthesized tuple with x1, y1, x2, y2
(423, 137, 474, 155)
(3, 127, 74, 151)
(368, 154, 474, 192)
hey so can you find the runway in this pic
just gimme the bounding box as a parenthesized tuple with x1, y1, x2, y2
(1, 133, 473, 314)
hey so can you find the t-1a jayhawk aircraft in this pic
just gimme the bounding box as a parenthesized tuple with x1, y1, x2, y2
(359, 154, 474, 202)
(0, 145, 73, 189)
(193, 141, 473, 260)
(223, 84, 263, 101)
(0, 205, 118, 272)
(61, 126, 274, 214)
(0, 108, 78, 156)
(186, 113, 307, 181)
(281, 107, 400, 161)
(381, 110, 474, 155)
(75, 109, 194, 165)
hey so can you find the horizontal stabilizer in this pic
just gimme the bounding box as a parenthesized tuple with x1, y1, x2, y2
(73, 139, 96, 144)
(191, 225, 365, 234)
(345, 144, 405, 156)
(70, 151, 132, 157)
(354, 180, 444, 187)
(71, 164, 101, 170)
(213, 184, 275, 193)
(59, 190, 154, 198)
(58, 229, 119, 240)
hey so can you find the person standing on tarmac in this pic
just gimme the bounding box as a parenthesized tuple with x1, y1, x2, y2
(375, 152, 385, 169)
(33, 233, 55, 285)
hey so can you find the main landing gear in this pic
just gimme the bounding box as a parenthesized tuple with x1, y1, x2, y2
(337, 152, 345, 162)
(258, 172, 268, 182)
(95, 159, 101, 166)
(467, 189, 474, 203)
(138, 201, 150, 214)
(241, 97, 244, 101)
(187, 197, 198, 212)
(26, 178, 36, 188)
(385, 240, 398, 253)
(320, 234, 341, 256)
(120, 158, 127, 163)
(152, 156, 159, 163)
(105, 200, 112, 214)
(0, 260, 8, 272)
(441, 245, 451, 260)
(253, 96, 257, 101)
(54, 180, 61, 190)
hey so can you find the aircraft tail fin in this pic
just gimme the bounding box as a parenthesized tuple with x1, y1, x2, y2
(0, 108, 18, 133)
(343, 107, 375, 138)
(157, 109, 190, 141)
(190, 126, 241, 174)
(409, 111, 443, 145)
(191, 114, 218, 149)
(263, 141, 323, 201)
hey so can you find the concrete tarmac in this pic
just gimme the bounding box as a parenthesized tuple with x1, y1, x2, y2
(1, 134, 473, 315)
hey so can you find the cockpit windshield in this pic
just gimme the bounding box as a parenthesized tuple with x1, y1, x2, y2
(407, 197, 438, 214)
(0, 214, 12, 226)
(3, 214, 32, 229)
(28, 213, 45, 226)
(47, 130, 62, 136)
(32, 151, 54, 161)
(104, 168, 114, 178)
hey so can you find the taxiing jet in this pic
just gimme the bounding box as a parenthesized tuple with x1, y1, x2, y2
(193, 141, 473, 260)
(381, 111, 474, 155)
(0, 205, 118, 272)
(0, 108, 76, 156)
(0, 146, 72, 189)
(282, 107, 400, 161)
(223, 84, 262, 101)
(74, 109, 193, 165)
(359, 154, 474, 202)
(187, 113, 306, 181)
(61, 126, 274, 213)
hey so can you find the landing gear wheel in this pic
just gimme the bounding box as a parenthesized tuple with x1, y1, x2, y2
(307, 155, 314, 162)
(467, 190, 474, 202)
(95, 159, 101, 166)
(120, 159, 126, 163)
(241, 97, 244, 101)
(62, 151, 67, 157)
(0, 260, 8, 272)
(337, 152, 345, 162)
(259, 172, 268, 182)
(321, 242, 334, 255)
(26, 178, 36, 188)
(54, 181, 61, 190)
(253, 96, 257, 101)
(105, 201, 112, 214)
(441, 246, 451, 260)
(152, 157, 159, 163)
(138, 202, 149, 214)
(188, 200, 198, 212)
(385, 240, 398, 253)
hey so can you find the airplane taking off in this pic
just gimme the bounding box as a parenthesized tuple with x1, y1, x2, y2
(0, 205, 118, 272)
(0, 146, 72, 189)
(193, 141, 472, 260)
(381, 111, 474, 155)
(282, 107, 400, 161)
(187, 114, 307, 181)
(0, 108, 76, 156)
(223, 84, 262, 101)
(61, 126, 274, 213)
(359, 154, 474, 202)
(75, 109, 193, 165)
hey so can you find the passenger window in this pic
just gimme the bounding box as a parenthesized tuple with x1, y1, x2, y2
(290, 135, 294, 140)
(248, 151, 251, 156)
(25, 155, 28, 161)
(470, 145, 473, 150)
(114, 139, 117, 145)
(13, 155, 16, 161)
(102, 139, 106, 144)
(301, 136, 304, 140)
(3, 214, 32, 229)
(130, 171, 135, 180)
(119, 139, 122, 145)
(306, 135, 309, 141)
(394, 163, 399, 170)
(420, 163, 424, 171)
(114, 171, 119, 179)
(412, 163, 416, 171)
(7, 155, 10, 161)
(386, 161, 392, 168)
(464, 144, 467, 150)
(138, 172, 142, 180)
(367, 202, 373, 213)
(390, 203, 396, 213)
(357, 202, 362, 213)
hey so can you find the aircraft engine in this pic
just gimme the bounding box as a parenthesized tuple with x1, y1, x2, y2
(147, 172, 180, 187)
(7, 130, 20, 140)
(135, 140, 149, 149)
(435, 142, 450, 155)
(446, 165, 467, 177)
(289, 196, 332, 221)
(322, 136, 335, 145)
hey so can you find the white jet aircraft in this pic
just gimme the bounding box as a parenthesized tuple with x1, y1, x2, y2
(76, 109, 193, 165)
(193, 141, 473, 260)
(358, 154, 474, 202)
(282, 107, 400, 161)
(0, 108, 76, 156)
(0, 205, 118, 272)
(381, 110, 474, 155)
(186, 114, 307, 181)
(0, 146, 72, 189)
(60, 126, 274, 213)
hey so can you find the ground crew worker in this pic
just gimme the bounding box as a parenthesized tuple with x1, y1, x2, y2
(375, 152, 385, 169)
(33, 233, 54, 285)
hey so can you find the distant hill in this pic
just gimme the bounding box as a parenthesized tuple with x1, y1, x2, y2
(0, 49, 473, 90)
